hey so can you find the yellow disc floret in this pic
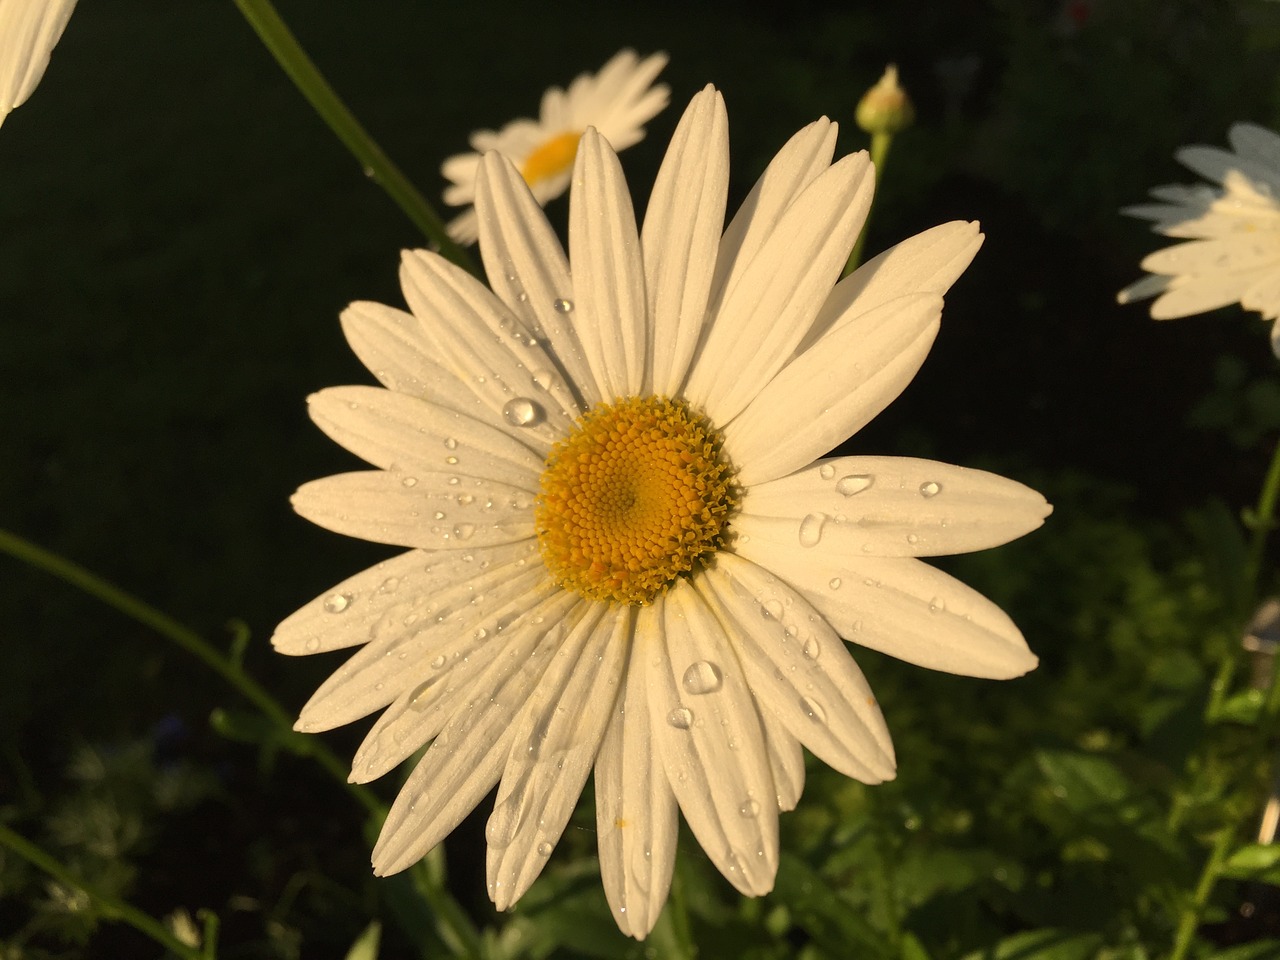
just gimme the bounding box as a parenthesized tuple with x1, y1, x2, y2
(521, 131, 582, 188)
(535, 396, 737, 605)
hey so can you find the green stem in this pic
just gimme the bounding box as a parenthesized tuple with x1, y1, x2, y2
(842, 130, 894, 278)
(232, 0, 477, 275)
(1168, 827, 1234, 960)
(0, 822, 205, 960)
(1244, 434, 1280, 604)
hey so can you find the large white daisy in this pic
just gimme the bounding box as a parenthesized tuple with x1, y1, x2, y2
(276, 86, 1050, 939)
(1118, 123, 1280, 355)
(440, 48, 669, 245)
(0, 0, 77, 129)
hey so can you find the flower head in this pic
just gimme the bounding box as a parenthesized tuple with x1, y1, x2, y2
(0, 0, 77, 130)
(1118, 123, 1280, 355)
(276, 86, 1050, 938)
(440, 48, 669, 244)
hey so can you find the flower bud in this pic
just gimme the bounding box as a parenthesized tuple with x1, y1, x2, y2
(856, 65, 915, 136)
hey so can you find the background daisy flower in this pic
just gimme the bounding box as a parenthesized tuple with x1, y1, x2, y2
(276, 87, 1050, 938)
(0, 0, 76, 129)
(1118, 122, 1280, 354)
(440, 48, 668, 244)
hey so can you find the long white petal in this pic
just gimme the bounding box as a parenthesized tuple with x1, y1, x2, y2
(487, 604, 629, 910)
(291, 471, 534, 550)
(0, 0, 76, 126)
(649, 584, 778, 896)
(642, 86, 729, 395)
(569, 127, 647, 399)
(760, 714, 805, 812)
(725, 294, 941, 486)
(736, 456, 1051, 558)
(596, 604, 679, 939)
(697, 556, 895, 783)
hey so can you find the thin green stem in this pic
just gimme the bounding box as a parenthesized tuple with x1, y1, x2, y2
(843, 130, 894, 278)
(1168, 827, 1234, 960)
(1244, 434, 1280, 603)
(232, 0, 477, 275)
(0, 822, 204, 959)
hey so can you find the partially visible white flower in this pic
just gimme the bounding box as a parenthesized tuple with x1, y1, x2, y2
(0, 0, 76, 130)
(1118, 123, 1280, 355)
(441, 49, 669, 244)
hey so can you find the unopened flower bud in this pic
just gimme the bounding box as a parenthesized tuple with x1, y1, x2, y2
(856, 65, 915, 136)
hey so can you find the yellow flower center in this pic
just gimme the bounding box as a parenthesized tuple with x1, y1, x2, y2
(535, 396, 737, 605)
(520, 131, 581, 188)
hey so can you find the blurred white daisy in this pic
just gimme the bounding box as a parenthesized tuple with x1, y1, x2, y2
(276, 87, 1050, 938)
(0, 0, 76, 129)
(440, 48, 669, 244)
(1118, 123, 1280, 355)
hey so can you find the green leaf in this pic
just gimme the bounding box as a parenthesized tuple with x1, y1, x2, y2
(343, 921, 381, 960)
(1220, 843, 1280, 881)
(1206, 941, 1280, 960)
(1209, 688, 1267, 725)
(1034, 750, 1131, 813)
(958, 929, 1103, 960)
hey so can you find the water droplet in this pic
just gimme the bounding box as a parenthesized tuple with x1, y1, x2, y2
(433, 511, 446, 520)
(536, 841, 553, 857)
(379, 577, 400, 594)
(667, 707, 694, 729)
(304, 637, 320, 652)
(739, 798, 761, 817)
(798, 513, 826, 547)
(323, 593, 352, 613)
(682, 661, 723, 695)
(444, 437, 458, 450)
(803, 637, 821, 660)
(929, 596, 946, 614)
(828, 577, 842, 590)
(819, 463, 836, 480)
(920, 480, 941, 498)
(401, 476, 418, 487)
(453, 523, 476, 540)
(485, 797, 524, 849)
(836, 474, 874, 497)
(445, 455, 459, 465)
(552, 297, 574, 314)
(502, 397, 541, 426)
(762, 599, 784, 620)
(801, 696, 827, 723)
(430, 654, 446, 669)
(532, 369, 555, 391)
(906, 533, 920, 544)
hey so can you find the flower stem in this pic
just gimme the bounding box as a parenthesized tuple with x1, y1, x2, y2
(1168, 827, 1234, 960)
(231, 0, 477, 275)
(842, 131, 894, 278)
(1244, 434, 1280, 604)
(0, 822, 205, 959)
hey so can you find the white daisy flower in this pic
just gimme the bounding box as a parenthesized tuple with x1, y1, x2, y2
(440, 48, 669, 245)
(276, 86, 1050, 939)
(1118, 123, 1280, 355)
(0, 0, 76, 130)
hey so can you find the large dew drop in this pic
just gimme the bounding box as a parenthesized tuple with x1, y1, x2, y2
(323, 592, 352, 613)
(552, 297, 574, 314)
(919, 480, 941, 498)
(836, 474, 874, 497)
(667, 707, 694, 729)
(682, 660, 723, 695)
(798, 513, 827, 547)
(502, 397, 541, 427)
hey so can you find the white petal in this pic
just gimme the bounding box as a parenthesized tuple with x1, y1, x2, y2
(642, 86, 729, 395)
(487, 604, 629, 910)
(760, 714, 805, 812)
(296, 556, 551, 733)
(568, 127, 647, 399)
(339, 301, 475, 411)
(725, 294, 942, 486)
(0, 0, 75, 125)
(596, 604, 679, 939)
(1245, 270, 1280, 321)
(372, 597, 592, 875)
(308, 386, 542, 490)
(350, 586, 575, 781)
(799, 221, 983, 350)
(687, 152, 875, 425)
(1116, 273, 1171, 306)
(399, 250, 579, 451)
(649, 584, 778, 896)
(291, 471, 534, 550)
(708, 119, 838, 312)
(273, 540, 538, 656)
(1142, 236, 1280, 276)
(1230, 123, 1280, 172)
(697, 556, 895, 783)
(1150, 272, 1250, 319)
(735, 537, 1038, 679)
(1177, 144, 1280, 194)
(474, 153, 597, 408)
(736, 456, 1051, 558)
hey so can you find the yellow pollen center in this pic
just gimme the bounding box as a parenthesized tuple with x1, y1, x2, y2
(535, 396, 737, 605)
(520, 131, 581, 187)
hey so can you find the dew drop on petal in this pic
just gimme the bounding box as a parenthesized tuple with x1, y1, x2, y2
(502, 397, 541, 427)
(485, 797, 524, 849)
(552, 297, 574, 314)
(836, 474, 874, 497)
(920, 480, 941, 498)
(802, 637, 821, 660)
(681, 661, 723, 695)
(401, 476, 418, 488)
(304, 637, 320, 652)
(798, 513, 826, 547)
(323, 592, 352, 613)
(929, 596, 946, 614)
(444, 437, 458, 450)
(819, 463, 835, 480)
(453, 523, 476, 541)
(801, 696, 827, 723)
(536, 841, 553, 857)
(532, 369, 556, 391)
(828, 577, 842, 590)
(430, 654, 446, 669)
(762, 598, 784, 620)
(739, 798, 761, 818)
(906, 533, 920, 545)
(667, 707, 694, 729)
